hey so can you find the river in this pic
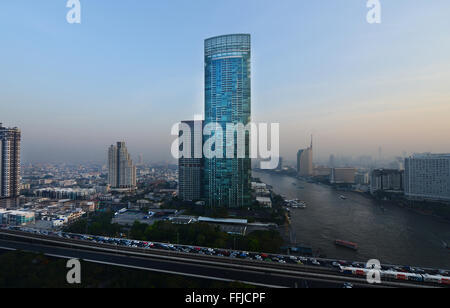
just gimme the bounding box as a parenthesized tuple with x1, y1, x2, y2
(253, 171, 450, 269)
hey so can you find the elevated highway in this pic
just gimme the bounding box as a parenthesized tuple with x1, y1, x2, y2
(0, 229, 439, 288)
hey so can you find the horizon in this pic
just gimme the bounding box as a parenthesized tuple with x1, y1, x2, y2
(2, 1, 450, 164)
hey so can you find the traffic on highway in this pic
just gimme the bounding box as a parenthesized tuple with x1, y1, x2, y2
(2, 225, 449, 287)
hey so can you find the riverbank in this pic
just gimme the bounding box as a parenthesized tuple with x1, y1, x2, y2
(272, 171, 450, 224)
(254, 170, 450, 269)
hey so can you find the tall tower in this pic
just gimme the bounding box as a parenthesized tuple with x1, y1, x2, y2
(297, 135, 313, 177)
(108, 142, 136, 189)
(0, 124, 21, 198)
(203, 34, 252, 208)
(179, 120, 203, 202)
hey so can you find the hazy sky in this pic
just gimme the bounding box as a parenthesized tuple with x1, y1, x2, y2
(1, 1, 450, 164)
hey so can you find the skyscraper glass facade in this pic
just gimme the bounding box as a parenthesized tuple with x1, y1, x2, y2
(203, 34, 252, 208)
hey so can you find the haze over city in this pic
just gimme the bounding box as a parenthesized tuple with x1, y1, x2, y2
(2, 0, 450, 163)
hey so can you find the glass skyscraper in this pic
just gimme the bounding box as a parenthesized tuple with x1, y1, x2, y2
(203, 34, 252, 208)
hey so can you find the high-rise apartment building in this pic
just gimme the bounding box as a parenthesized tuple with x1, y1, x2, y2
(297, 136, 313, 177)
(107, 142, 136, 189)
(0, 124, 21, 198)
(179, 120, 203, 202)
(203, 34, 252, 208)
(405, 154, 450, 202)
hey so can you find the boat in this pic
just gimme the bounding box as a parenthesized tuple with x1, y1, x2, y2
(287, 199, 307, 209)
(335, 239, 358, 251)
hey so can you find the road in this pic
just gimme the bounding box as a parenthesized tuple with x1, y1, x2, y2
(0, 230, 437, 288)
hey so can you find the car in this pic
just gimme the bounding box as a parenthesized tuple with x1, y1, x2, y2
(311, 259, 320, 266)
(412, 268, 425, 274)
(343, 283, 353, 289)
(394, 266, 408, 273)
(332, 262, 341, 268)
(238, 253, 249, 259)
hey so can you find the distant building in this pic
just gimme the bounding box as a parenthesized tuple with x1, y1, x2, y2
(0, 209, 34, 226)
(178, 120, 203, 202)
(296, 149, 304, 173)
(330, 168, 356, 184)
(313, 166, 332, 177)
(370, 169, 404, 194)
(34, 187, 96, 200)
(251, 182, 270, 196)
(329, 154, 335, 168)
(355, 171, 370, 185)
(256, 196, 272, 208)
(405, 154, 450, 202)
(297, 136, 313, 176)
(276, 157, 283, 170)
(107, 142, 136, 189)
(0, 124, 21, 198)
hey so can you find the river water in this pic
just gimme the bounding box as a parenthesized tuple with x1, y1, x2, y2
(253, 171, 450, 269)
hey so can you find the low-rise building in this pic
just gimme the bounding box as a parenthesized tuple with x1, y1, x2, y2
(256, 196, 272, 208)
(330, 168, 356, 184)
(0, 209, 35, 226)
(370, 169, 404, 194)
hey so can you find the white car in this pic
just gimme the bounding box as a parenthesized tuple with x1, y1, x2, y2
(311, 259, 320, 266)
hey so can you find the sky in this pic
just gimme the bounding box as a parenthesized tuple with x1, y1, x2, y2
(1, 0, 450, 164)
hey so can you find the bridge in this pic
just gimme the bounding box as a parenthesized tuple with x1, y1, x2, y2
(0, 229, 439, 288)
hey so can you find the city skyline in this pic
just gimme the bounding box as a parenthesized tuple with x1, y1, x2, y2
(2, 1, 450, 164)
